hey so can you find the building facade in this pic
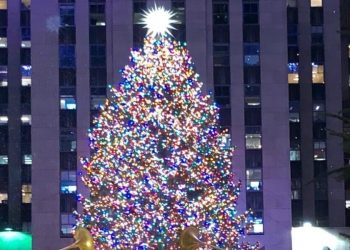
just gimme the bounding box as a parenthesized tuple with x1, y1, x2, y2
(0, 0, 32, 232)
(0, 0, 349, 249)
(287, 0, 348, 228)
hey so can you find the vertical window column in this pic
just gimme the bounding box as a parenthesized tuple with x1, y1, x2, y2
(213, 0, 231, 135)
(242, 0, 263, 234)
(287, 0, 303, 227)
(0, 0, 7, 229)
(310, 0, 328, 226)
(90, 0, 106, 124)
(133, 0, 146, 49)
(20, 0, 31, 231)
(59, 0, 77, 237)
(171, 0, 185, 41)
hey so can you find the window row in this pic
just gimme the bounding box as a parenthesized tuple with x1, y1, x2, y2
(288, 63, 324, 84)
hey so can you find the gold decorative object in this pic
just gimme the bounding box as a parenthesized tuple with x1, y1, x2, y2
(59, 227, 94, 250)
(179, 226, 224, 250)
(179, 226, 202, 250)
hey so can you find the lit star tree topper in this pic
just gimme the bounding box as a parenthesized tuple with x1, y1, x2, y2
(140, 5, 179, 37)
(76, 5, 260, 250)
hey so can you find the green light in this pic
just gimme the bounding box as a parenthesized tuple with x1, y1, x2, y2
(0, 231, 32, 250)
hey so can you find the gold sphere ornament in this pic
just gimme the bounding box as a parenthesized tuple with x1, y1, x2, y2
(59, 227, 94, 250)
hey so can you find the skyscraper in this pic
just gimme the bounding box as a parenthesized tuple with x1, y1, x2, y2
(0, 0, 348, 249)
(0, 0, 32, 232)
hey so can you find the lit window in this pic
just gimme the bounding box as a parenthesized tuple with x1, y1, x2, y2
(60, 96, 76, 110)
(244, 44, 260, 66)
(311, 0, 322, 7)
(0, 193, 7, 203)
(90, 3, 106, 26)
(290, 112, 300, 123)
(21, 65, 32, 86)
(0, 155, 7, 165)
(61, 213, 75, 235)
(22, 184, 32, 203)
(290, 150, 301, 161)
(251, 218, 264, 234)
(246, 169, 262, 191)
(0, 66, 7, 87)
(61, 224, 73, 235)
(22, 154, 32, 165)
(292, 190, 302, 200)
(219, 133, 231, 149)
(0, 37, 6, 48)
(312, 64, 324, 83)
(245, 133, 262, 149)
(288, 63, 299, 84)
(245, 96, 261, 107)
(0, 115, 7, 124)
(346, 200, 350, 209)
(60, 170, 77, 194)
(21, 41, 31, 48)
(314, 141, 326, 160)
(247, 211, 264, 234)
(0, 0, 6, 10)
(21, 115, 31, 124)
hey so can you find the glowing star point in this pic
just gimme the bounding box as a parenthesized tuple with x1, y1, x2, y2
(141, 5, 178, 37)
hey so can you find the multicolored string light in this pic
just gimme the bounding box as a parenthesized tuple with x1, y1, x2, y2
(76, 34, 260, 250)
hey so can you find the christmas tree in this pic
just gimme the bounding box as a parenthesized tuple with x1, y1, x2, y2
(76, 6, 259, 250)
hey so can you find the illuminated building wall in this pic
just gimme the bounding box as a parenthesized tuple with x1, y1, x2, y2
(27, 0, 347, 249)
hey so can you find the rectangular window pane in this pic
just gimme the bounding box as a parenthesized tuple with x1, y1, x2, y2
(314, 141, 326, 160)
(0, 115, 7, 124)
(60, 152, 77, 170)
(246, 191, 263, 210)
(311, 0, 322, 7)
(0, 193, 7, 203)
(60, 4, 75, 26)
(246, 169, 262, 191)
(22, 184, 32, 203)
(246, 149, 262, 169)
(312, 64, 324, 83)
(22, 154, 32, 165)
(0, 155, 7, 165)
(245, 107, 261, 126)
(288, 63, 299, 84)
(290, 150, 301, 161)
(21, 65, 32, 86)
(61, 170, 77, 194)
(244, 66, 260, 84)
(214, 66, 230, 85)
(60, 96, 76, 110)
(248, 211, 264, 234)
(245, 127, 262, 150)
(244, 44, 260, 65)
(59, 45, 75, 68)
(0, 1, 6, 10)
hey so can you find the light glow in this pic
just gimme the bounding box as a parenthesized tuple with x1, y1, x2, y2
(140, 5, 178, 37)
